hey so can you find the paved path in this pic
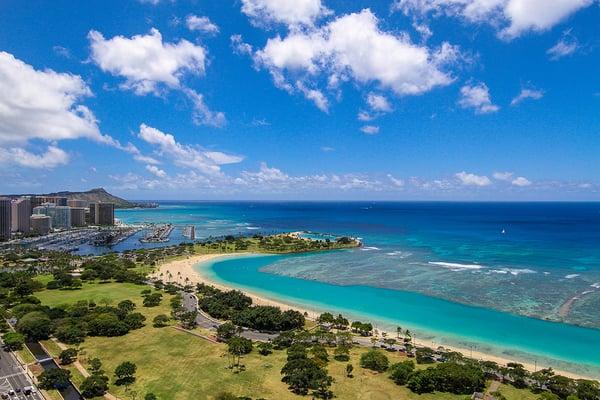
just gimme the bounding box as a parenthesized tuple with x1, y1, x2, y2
(180, 292, 278, 342)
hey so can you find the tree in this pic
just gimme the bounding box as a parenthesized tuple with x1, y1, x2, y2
(54, 324, 86, 344)
(2, 332, 25, 350)
(216, 322, 238, 342)
(179, 311, 198, 330)
(257, 342, 273, 356)
(118, 299, 136, 313)
(80, 374, 109, 398)
(59, 348, 78, 365)
(144, 394, 157, 400)
(389, 360, 415, 385)
(38, 368, 72, 390)
(89, 357, 104, 375)
(333, 344, 350, 362)
(152, 314, 170, 328)
(124, 312, 147, 330)
(88, 313, 129, 336)
(143, 293, 162, 307)
(346, 363, 354, 378)
(115, 361, 137, 386)
(16, 311, 51, 340)
(311, 344, 329, 366)
(227, 336, 252, 368)
(360, 349, 389, 372)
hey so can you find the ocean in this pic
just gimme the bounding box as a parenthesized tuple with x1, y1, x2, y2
(108, 201, 600, 376)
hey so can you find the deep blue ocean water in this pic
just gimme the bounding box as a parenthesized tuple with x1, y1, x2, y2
(111, 201, 600, 376)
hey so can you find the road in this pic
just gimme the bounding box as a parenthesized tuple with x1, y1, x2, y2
(0, 347, 43, 400)
(180, 292, 278, 342)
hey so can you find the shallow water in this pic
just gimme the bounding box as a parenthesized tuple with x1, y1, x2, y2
(201, 254, 600, 378)
(114, 201, 600, 328)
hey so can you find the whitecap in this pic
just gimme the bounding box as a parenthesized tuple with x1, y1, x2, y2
(491, 268, 536, 276)
(245, 226, 260, 230)
(385, 251, 412, 258)
(591, 282, 600, 289)
(565, 274, 580, 279)
(361, 246, 381, 251)
(428, 262, 484, 270)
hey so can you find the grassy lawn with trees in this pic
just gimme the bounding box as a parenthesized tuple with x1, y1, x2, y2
(30, 280, 542, 400)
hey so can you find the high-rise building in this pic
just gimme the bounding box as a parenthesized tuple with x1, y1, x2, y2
(0, 198, 11, 241)
(33, 196, 68, 207)
(88, 202, 115, 226)
(68, 199, 88, 208)
(11, 197, 31, 233)
(70, 207, 86, 227)
(30, 214, 51, 235)
(33, 204, 71, 230)
(89, 202, 96, 225)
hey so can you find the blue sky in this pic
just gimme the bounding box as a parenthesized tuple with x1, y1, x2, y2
(0, 0, 598, 200)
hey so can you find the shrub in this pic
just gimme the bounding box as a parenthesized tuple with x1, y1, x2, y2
(153, 314, 170, 328)
(389, 360, 415, 385)
(360, 349, 389, 372)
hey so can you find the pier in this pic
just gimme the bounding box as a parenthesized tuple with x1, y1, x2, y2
(140, 224, 174, 243)
(183, 225, 196, 240)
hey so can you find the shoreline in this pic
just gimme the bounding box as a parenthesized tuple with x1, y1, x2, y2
(154, 253, 593, 380)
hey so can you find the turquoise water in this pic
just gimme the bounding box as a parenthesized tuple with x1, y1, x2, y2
(108, 201, 600, 375)
(201, 254, 600, 378)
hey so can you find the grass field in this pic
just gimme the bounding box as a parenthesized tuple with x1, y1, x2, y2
(33, 281, 538, 400)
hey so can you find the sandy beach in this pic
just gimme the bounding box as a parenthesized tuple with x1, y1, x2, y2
(155, 253, 590, 380)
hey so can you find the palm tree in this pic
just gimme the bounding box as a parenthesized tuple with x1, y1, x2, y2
(396, 326, 402, 339)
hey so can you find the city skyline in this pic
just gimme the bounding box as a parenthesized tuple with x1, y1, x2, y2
(0, 0, 599, 200)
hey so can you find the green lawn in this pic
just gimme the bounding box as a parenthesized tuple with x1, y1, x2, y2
(35, 279, 150, 307)
(32, 281, 538, 400)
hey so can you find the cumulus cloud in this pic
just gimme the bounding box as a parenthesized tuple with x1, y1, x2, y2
(511, 88, 544, 106)
(458, 82, 499, 114)
(137, 124, 242, 176)
(186, 15, 219, 34)
(0, 51, 142, 168)
(493, 171, 532, 186)
(455, 171, 492, 186)
(493, 171, 514, 181)
(89, 28, 206, 95)
(244, 9, 459, 112)
(240, 0, 330, 27)
(511, 176, 532, 186)
(367, 93, 393, 112)
(89, 28, 225, 126)
(0, 146, 70, 169)
(361, 125, 380, 135)
(392, 0, 594, 40)
(387, 174, 405, 187)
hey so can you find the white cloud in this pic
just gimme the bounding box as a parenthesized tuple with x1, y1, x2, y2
(0, 51, 105, 145)
(146, 164, 167, 178)
(89, 28, 206, 95)
(296, 81, 329, 111)
(511, 88, 544, 106)
(458, 82, 499, 114)
(248, 9, 459, 111)
(357, 111, 375, 121)
(240, 0, 330, 27)
(361, 125, 380, 135)
(89, 28, 225, 126)
(321, 146, 335, 152)
(367, 93, 393, 112)
(186, 15, 219, 34)
(547, 31, 579, 60)
(393, 0, 594, 40)
(231, 35, 254, 56)
(493, 171, 513, 181)
(0, 145, 70, 169)
(511, 176, 532, 186)
(455, 171, 492, 186)
(137, 124, 243, 176)
(387, 174, 405, 187)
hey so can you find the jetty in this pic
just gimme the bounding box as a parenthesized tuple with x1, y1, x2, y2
(183, 225, 196, 240)
(140, 224, 174, 243)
